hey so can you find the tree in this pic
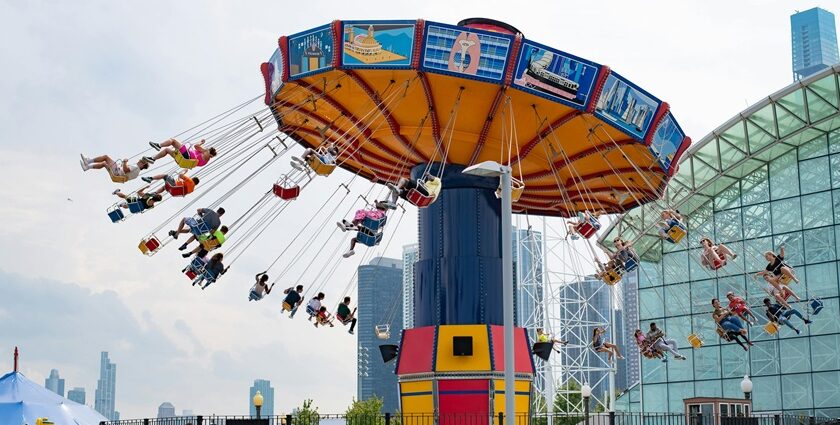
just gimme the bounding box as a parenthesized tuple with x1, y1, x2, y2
(294, 399, 320, 425)
(346, 397, 385, 425)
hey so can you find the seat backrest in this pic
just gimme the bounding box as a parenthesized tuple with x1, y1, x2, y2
(171, 152, 198, 169)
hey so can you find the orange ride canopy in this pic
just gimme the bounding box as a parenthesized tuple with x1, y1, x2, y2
(260, 18, 691, 217)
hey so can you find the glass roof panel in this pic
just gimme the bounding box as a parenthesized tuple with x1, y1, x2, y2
(775, 101, 807, 138)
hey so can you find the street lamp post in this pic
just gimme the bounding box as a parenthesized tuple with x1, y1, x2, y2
(463, 161, 514, 424)
(740, 375, 753, 400)
(581, 383, 592, 424)
(253, 390, 264, 420)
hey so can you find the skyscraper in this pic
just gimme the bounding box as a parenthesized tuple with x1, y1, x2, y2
(357, 256, 403, 413)
(158, 402, 176, 418)
(44, 369, 65, 397)
(620, 271, 641, 389)
(67, 387, 86, 405)
(402, 244, 419, 330)
(791, 7, 839, 80)
(94, 352, 118, 421)
(249, 379, 275, 418)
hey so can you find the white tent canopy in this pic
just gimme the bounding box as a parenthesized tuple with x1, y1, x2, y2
(0, 371, 107, 425)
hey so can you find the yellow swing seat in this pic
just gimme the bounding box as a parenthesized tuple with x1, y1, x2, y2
(170, 151, 199, 169)
(306, 147, 337, 176)
(600, 268, 621, 286)
(107, 166, 129, 184)
(667, 224, 687, 244)
(495, 177, 525, 202)
(780, 274, 793, 285)
(687, 333, 704, 349)
(764, 321, 779, 335)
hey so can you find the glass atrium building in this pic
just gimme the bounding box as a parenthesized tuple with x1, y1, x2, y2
(608, 66, 840, 416)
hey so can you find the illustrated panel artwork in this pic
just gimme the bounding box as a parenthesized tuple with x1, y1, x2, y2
(593, 72, 661, 140)
(288, 25, 334, 79)
(268, 48, 285, 95)
(649, 112, 685, 172)
(422, 22, 512, 83)
(512, 41, 600, 108)
(342, 21, 415, 68)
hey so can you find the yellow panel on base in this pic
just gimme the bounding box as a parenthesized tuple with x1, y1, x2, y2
(400, 380, 435, 422)
(435, 325, 491, 372)
(492, 379, 531, 425)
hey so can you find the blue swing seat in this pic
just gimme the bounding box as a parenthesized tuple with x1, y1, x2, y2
(811, 298, 824, 315)
(187, 216, 213, 237)
(361, 215, 387, 231)
(623, 257, 638, 272)
(127, 200, 146, 214)
(107, 207, 125, 223)
(357, 229, 384, 247)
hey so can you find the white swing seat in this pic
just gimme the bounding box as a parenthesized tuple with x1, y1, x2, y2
(375, 324, 391, 339)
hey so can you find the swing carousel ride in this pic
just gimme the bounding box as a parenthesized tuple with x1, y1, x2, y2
(84, 18, 694, 417)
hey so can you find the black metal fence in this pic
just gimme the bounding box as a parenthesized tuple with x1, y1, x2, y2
(101, 412, 840, 425)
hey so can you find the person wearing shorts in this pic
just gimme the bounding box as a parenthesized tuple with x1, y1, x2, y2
(281, 285, 304, 315)
(249, 272, 274, 301)
(726, 291, 757, 325)
(112, 186, 162, 211)
(169, 207, 225, 240)
(337, 201, 389, 258)
(81, 154, 150, 181)
(145, 138, 217, 167)
(142, 171, 199, 196)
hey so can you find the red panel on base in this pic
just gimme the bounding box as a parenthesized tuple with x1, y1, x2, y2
(439, 379, 489, 425)
(396, 326, 436, 374)
(490, 326, 534, 374)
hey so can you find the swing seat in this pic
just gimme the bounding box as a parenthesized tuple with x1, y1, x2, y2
(577, 216, 601, 239)
(375, 324, 391, 340)
(764, 322, 779, 335)
(200, 230, 226, 251)
(107, 167, 129, 184)
(107, 207, 125, 223)
(407, 188, 435, 208)
(306, 155, 336, 176)
(166, 183, 187, 197)
(623, 257, 638, 272)
(687, 333, 704, 349)
(811, 298, 824, 315)
(495, 177, 525, 202)
(666, 223, 687, 244)
(357, 228, 384, 247)
(170, 151, 198, 169)
(282, 301, 293, 312)
(127, 200, 146, 214)
(710, 258, 725, 270)
(273, 183, 301, 200)
(187, 217, 212, 237)
(600, 269, 621, 285)
(185, 269, 198, 279)
(361, 215, 387, 232)
(780, 274, 793, 285)
(138, 236, 162, 255)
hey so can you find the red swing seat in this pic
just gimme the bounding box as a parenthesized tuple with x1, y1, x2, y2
(273, 183, 300, 200)
(166, 183, 187, 197)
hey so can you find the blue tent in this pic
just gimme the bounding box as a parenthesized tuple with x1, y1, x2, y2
(0, 371, 106, 425)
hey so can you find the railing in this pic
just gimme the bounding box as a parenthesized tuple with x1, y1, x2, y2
(101, 413, 840, 425)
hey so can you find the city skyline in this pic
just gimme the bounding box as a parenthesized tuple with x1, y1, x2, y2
(0, 0, 826, 418)
(45, 368, 65, 398)
(94, 352, 118, 421)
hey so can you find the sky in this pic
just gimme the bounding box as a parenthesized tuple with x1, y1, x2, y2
(0, 0, 829, 419)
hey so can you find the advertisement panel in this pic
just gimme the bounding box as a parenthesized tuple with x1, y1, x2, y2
(342, 21, 415, 68)
(649, 112, 685, 172)
(594, 72, 661, 140)
(288, 24, 334, 79)
(512, 41, 600, 108)
(421, 22, 513, 83)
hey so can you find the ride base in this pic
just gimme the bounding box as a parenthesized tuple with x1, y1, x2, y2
(395, 324, 534, 423)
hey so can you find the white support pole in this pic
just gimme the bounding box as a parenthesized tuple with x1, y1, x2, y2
(501, 168, 515, 425)
(608, 284, 616, 412)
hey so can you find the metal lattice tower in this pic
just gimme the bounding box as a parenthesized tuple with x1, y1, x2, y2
(539, 216, 617, 414)
(514, 216, 547, 412)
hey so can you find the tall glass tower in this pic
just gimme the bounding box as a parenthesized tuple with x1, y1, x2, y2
(249, 379, 275, 418)
(94, 352, 118, 421)
(791, 7, 839, 81)
(402, 244, 419, 330)
(44, 369, 65, 397)
(357, 257, 403, 413)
